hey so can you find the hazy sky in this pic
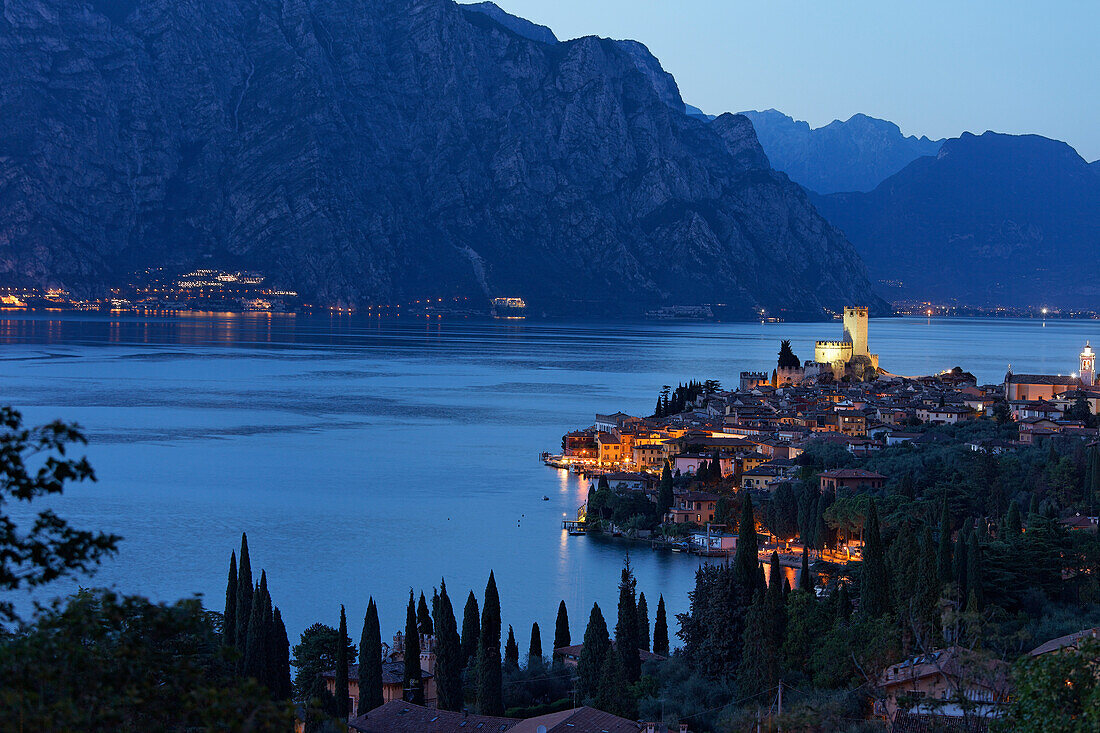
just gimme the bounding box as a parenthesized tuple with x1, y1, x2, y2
(490, 0, 1099, 160)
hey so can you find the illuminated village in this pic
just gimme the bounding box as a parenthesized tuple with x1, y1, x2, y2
(551, 308, 1098, 544)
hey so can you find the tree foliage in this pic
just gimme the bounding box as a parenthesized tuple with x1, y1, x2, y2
(0, 407, 118, 622)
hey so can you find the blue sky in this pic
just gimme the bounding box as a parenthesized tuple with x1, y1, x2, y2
(490, 0, 1099, 160)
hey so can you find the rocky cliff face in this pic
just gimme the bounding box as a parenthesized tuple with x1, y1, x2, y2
(0, 0, 885, 317)
(812, 132, 1100, 307)
(742, 110, 944, 194)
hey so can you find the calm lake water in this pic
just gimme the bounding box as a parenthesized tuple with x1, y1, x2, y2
(1, 313, 1096, 649)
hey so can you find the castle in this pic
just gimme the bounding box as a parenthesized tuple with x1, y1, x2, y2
(771, 306, 880, 386)
(812, 307, 879, 380)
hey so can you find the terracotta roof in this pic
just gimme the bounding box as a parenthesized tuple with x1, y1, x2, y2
(349, 701, 516, 733)
(818, 468, 886, 479)
(553, 642, 667, 664)
(1029, 627, 1100, 656)
(510, 707, 642, 732)
(1007, 374, 1080, 386)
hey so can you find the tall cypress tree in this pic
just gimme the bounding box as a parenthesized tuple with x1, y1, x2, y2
(636, 592, 650, 652)
(910, 527, 941, 645)
(403, 590, 424, 704)
(461, 591, 480, 668)
(615, 557, 641, 683)
(594, 643, 635, 719)
(235, 533, 254, 664)
(417, 591, 434, 637)
(335, 605, 350, 719)
(653, 595, 669, 657)
(528, 622, 544, 670)
(359, 598, 384, 713)
(553, 600, 570, 652)
(224, 551, 237, 649)
(799, 544, 813, 591)
(1005, 500, 1022, 536)
(953, 524, 970, 602)
(577, 603, 611, 701)
(272, 606, 292, 701)
(966, 531, 983, 611)
(835, 582, 851, 622)
(244, 575, 269, 684)
(658, 461, 674, 517)
(937, 499, 953, 582)
(477, 571, 503, 715)
(433, 582, 463, 712)
(260, 574, 276, 691)
(860, 499, 888, 616)
(504, 626, 520, 671)
(734, 494, 760, 592)
(737, 589, 778, 696)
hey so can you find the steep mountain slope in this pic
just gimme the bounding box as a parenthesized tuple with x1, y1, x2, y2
(811, 132, 1100, 307)
(0, 0, 884, 317)
(741, 110, 944, 194)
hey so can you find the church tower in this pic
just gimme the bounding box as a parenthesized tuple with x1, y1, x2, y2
(1082, 341, 1095, 387)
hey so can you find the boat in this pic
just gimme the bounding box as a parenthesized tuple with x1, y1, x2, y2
(541, 495, 549, 501)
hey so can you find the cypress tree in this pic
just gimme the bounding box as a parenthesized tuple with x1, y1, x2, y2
(335, 605, 350, 719)
(799, 544, 813, 591)
(766, 552, 783, 604)
(244, 576, 269, 684)
(359, 598, 384, 713)
(417, 591, 433, 637)
(272, 607, 292, 701)
(1005, 500, 1022, 536)
(953, 523, 971, 602)
(860, 499, 888, 616)
(658, 461, 674, 517)
(577, 603, 611, 701)
(461, 591, 480, 667)
(734, 494, 760, 592)
(477, 571, 503, 715)
(433, 582, 463, 712)
(403, 591, 424, 704)
(835, 582, 851, 622)
(528, 622, 543, 670)
(615, 557, 641, 683)
(224, 551, 237, 649)
(636, 592, 650, 652)
(966, 531, 983, 611)
(937, 498, 953, 582)
(737, 590, 778, 696)
(594, 643, 635, 719)
(261, 574, 276, 691)
(504, 625, 519, 671)
(653, 595, 669, 657)
(235, 533, 254, 663)
(914, 527, 941, 643)
(553, 600, 570, 652)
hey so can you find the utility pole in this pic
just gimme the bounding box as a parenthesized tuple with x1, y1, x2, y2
(777, 679, 782, 733)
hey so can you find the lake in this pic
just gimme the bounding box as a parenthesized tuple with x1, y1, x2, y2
(1, 312, 1095, 651)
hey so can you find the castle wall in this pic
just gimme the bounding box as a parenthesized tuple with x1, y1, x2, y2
(814, 340, 852, 365)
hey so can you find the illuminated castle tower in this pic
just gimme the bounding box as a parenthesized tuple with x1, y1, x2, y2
(843, 306, 869, 357)
(1082, 341, 1095, 387)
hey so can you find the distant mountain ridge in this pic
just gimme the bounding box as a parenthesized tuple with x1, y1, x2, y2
(741, 109, 944, 194)
(811, 131, 1100, 308)
(0, 0, 885, 318)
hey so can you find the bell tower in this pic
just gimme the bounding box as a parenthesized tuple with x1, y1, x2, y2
(1081, 341, 1095, 387)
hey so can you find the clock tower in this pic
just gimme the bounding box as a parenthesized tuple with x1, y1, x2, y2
(1082, 341, 1095, 387)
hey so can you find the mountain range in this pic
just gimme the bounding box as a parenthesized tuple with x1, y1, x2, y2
(811, 131, 1100, 308)
(0, 0, 886, 318)
(740, 109, 945, 194)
